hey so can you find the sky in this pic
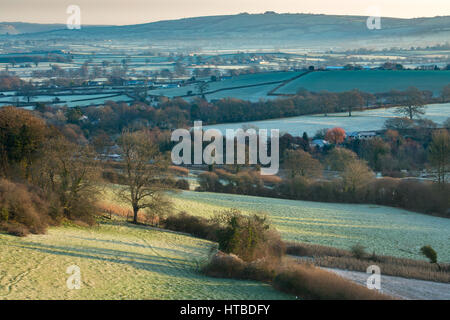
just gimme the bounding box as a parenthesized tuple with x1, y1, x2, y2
(1, 0, 449, 25)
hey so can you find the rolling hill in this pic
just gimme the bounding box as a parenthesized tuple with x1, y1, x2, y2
(4, 13, 450, 49)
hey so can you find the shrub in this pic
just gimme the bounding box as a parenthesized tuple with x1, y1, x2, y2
(202, 252, 392, 300)
(162, 212, 220, 241)
(0, 222, 30, 237)
(286, 241, 449, 283)
(169, 165, 189, 176)
(273, 263, 391, 300)
(0, 179, 50, 235)
(350, 244, 367, 259)
(213, 209, 285, 262)
(197, 172, 220, 191)
(286, 242, 351, 258)
(202, 251, 277, 282)
(175, 179, 190, 190)
(420, 245, 437, 263)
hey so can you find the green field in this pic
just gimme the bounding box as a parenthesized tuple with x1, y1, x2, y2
(147, 70, 450, 101)
(148, 71, 301, 99)
(171, 191, 450, 262)
(275, 70, 450, 95)
(0, 220, 291, 300)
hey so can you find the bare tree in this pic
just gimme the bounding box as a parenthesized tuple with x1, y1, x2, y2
(339, 90, 364, 117)
(395, 87, 426, 120)
(19, 81, 36, 103)
(341, 159, 374, 194)
(31, 136, 99, 221)
(196, 81, 209, 99)
(442, 84, 450, 103)
(428, 129, 450, 184)
(325, 148, 358, 171)
(117, 129, 173, 224)
(318, 91, 338, 117)
(284, 149, 322, 179)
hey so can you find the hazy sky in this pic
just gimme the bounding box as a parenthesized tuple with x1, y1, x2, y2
(1, 0, 449, 25)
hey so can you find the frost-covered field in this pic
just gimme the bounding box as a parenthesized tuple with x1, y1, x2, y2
(204, 103, 450, 136)
(0, 93, 133, 108)
(0, 220, 290, 300)
(276, 70, 450, 95)
(205, 83, 280, 102)
(171, 191, 450, 262)
(148, 71, 300, 98)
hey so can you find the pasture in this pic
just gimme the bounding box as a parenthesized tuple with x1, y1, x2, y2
(275, 70, 450, 95)
(204, 103, 450, 136)
(171, 191, 450, 262)
(0, 220, 290, 300)
(148, 71, 302, 99)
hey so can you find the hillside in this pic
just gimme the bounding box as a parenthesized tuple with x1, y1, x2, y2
(6, 13, 450, 49)
(0, 22, 66, 35)
(0, 220, 290, 299)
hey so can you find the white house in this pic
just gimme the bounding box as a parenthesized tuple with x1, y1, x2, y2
(347, 131, 378, 140)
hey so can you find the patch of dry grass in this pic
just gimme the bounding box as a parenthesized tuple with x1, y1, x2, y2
(286, 242, 450, 283)
(202, 251, 393, 300)
(273, 261, 392, 300)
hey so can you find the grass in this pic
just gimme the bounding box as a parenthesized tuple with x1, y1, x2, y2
(0, 219, 292, 300)
(202, 252, 392, 300)
(204, 103, 450, 137)
(169, 191, 450, 262)
(286, 242, 450, 283)
(147, 71, 302, 99)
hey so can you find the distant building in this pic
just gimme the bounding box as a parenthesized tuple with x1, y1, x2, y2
(100, 153, 121, 161)
(125, 79, 147, 86)
(310, 139, 329, 148)
(161, 83, 180, 88)
(347, 131, 378, 140)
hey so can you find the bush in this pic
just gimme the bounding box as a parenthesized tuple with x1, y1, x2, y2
(213, 209, 285, 262)
(0, 179, 50, 235)
(350, 244, 367, 259)
(175, 179, 190, 190)
(202, 251, 277, 282)
(162, 212, 220, 241)
(202, 252, 392, 300)
(420, 245, 437, 263)
(286, 242, 351, 258)
(285, 241, 449, 283)
(273, 263, 391, 300)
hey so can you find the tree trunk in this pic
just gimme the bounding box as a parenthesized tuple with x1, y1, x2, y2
(133, 205, 139, 224)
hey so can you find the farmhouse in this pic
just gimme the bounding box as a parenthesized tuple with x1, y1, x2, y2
(347, 131, 378, 140)
(310, 139, 329, 148)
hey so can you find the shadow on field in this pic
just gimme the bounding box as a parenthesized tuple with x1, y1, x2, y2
(8, 242, 199, 278)
(66, 235, 212, 258)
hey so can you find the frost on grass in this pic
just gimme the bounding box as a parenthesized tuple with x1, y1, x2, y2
(0, 221, 290, 300)
(172, 191, 450, 262)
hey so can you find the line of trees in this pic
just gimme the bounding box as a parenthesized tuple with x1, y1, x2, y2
(196, 127, 449, 216)
(0, 106, 176, 235)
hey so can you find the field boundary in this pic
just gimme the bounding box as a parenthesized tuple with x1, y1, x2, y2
(267, 70, 312, 96)
(153, 72, 307, 99)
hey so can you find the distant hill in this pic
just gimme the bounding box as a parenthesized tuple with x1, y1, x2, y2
(0, 22, 66, 35)
(4, 13, 450, 49)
